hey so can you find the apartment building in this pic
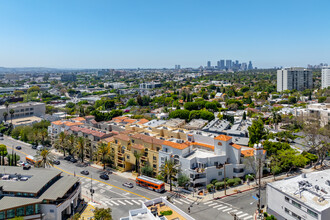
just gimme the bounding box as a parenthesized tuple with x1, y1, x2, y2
(48, 117, 86, 142)
(321, 67, 330, 89)
(297, 103, 330, 127)
(267, 170, 330, 220)
(277, 68, 313, 92)
(108, 132, 164, 176)
(0, 102, 45, 122)
(159, 132, 265, 186)
(0, 166, 81, 220)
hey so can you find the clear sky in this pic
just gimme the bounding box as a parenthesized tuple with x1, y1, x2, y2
(0, 0, 330, 69)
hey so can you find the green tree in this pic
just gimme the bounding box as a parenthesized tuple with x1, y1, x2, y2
(279, 148, 308, 176)
(141, 164, 153, 177)
(97, 142, 111, 170)
(94, 208, 112, 220)
(248, 118, 267, 147)
(13, 90, 24, 97)
(177, 173, 190, 188)
(3, 112, 8, 123)
(54, 132, 67, 156)
(159, 159, 178, 191)
(27, 86, 40, 93)
(133, 152, 143, 175)
(9, 109, 15, 124)
(35, 149, 55, 168)
(0, 144, 8, 156)
(242, 111, 247, 120)
(169, 109, 190, 121)
(76, 137, 88, 163)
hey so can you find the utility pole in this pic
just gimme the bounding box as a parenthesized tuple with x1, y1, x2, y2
(258, 156, 261, 218)
(90, 175, 94, 202)
(254, 143, 264, 220)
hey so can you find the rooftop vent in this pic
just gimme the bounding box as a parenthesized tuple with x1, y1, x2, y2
(301, 173, 307, 178)
(326, 180, 330, 186)
(315, 185, 320, 191)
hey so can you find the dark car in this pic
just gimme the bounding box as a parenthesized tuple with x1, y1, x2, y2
(81, 170, 89, 175)
(16, 146, 22, 150)
(31, 145, 37, 149)
(122, 182, 134, 188)
(23, 163, 31, 170)
(100, 173, 109, 180)
(64, 156, 72, 161)
(53, 160, 60, 165)
(70, 158, 78, 163)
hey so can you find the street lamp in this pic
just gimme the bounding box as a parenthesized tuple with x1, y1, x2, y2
(90, 175, 94, 202)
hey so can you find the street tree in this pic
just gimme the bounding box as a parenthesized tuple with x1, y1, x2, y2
(94, 208, 112, 220)
(97, 142, 111, 170)
(248, 117, 267, 147)
(35, 149, 55, 168)
(159, 159, 178, 191)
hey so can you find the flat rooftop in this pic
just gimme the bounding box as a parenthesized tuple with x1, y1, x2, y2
(11, 116, 42, 126)
(185, 149, 215, 160)
(143, 119, 166, 128)
(268, 170, 330, 211)
(0, 102, 44, 110)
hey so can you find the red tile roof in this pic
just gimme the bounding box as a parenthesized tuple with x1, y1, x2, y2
(215, 135, 232, 142)
(163, 140, 191, 150)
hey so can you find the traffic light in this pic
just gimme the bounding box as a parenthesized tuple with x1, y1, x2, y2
(256, 193, 260, 198)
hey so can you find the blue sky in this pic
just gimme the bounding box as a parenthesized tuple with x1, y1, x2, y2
(0, 0, 329, 69)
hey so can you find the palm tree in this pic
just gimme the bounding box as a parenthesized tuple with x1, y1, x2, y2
(76, 137, 87, 163)
(4, 101, 9, 114)
(134, 151, 143, 175)
(97, 142, 111, 170)
(31, 129, 40, 146)
(2, 112, 8, 123)
(39, 129, 48, 145)
(54, 132, 67, 156)
(66, 134, 76, 156)
(271, 111, 282, 130)
(35, 149, 55, 168)
(159, 159, 178, 191)
(9, 109, 15, 124)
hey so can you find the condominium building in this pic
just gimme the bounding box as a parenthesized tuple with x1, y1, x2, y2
(321, 67, 330, 89)
(277, 68, 313, 92)
(0, 102, 46, 122)
(0, 166, 81, 220)
(267, 170, 330, 220)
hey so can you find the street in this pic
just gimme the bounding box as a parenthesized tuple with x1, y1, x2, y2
(0, 135, 262, 220)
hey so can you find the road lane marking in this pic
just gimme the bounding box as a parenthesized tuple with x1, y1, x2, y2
(244, 216, 253, 220)
(124, 200, 134, 205)
(179, 199, 190, 204)
(104, 200, 113, 206)
(238, 213, 249, 218)
(228, 209, 237, 213)
(173, 199, 182, 205)
(117, 200, 126, 205)
(222, 208, 232, 212)
(218, 206, 228, 210)
(213, 204, 223, 208)
(208, 203, 217, 206)
(203, 201, 213, 205)
(111, 200, 119, 206)
(132, 200, 140, 205)
(235, 211, 243, 215)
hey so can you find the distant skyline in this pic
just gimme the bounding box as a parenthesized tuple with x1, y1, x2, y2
(0, 0, 330, 69)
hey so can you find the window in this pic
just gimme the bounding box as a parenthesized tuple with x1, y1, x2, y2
(50, 209, 54, 213)
(16, 207, 24, 216)
(115, 140, 118, 144)
(0, 211, 5, 220)
(285, 208, 290, 213)
(307, 209, 318, 218)
(218, 171, 222, 176)
(292, 200, 301, 209)
(6, 209, 15, 219)
(26, 205, 34, 215)
(127, 155, 130, 159)
(292, 212, 301, 220)
(156, 147, 160, 151)
(30, 108, 33, 111)
(218, 142, 222, 145)
(35, 204, 40, 214)
(153, 156, 157, 161)
(132, 139, 135, 143)
(285, 196, 290, 202)
(153, 164, 157, 168)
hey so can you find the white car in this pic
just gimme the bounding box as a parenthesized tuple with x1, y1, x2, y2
(122, 182, 134, 188)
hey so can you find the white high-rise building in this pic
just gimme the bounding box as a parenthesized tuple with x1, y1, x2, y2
(321, 67, 330, 89)
(277, 68, 313, 92)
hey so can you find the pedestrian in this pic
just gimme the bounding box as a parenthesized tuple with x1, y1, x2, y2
(188, 207, 190, 213)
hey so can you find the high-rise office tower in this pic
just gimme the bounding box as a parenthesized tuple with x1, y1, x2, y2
(241, 63, 247, 71)
(220, 60, 225, 69)
(321, 67, 330, 89)
(207, 61, 211, 68)
(217, 61, 220, 69)
(277, 68, 313, 92)
(248, 61, 253, 70)
(225, 60, 232, 69)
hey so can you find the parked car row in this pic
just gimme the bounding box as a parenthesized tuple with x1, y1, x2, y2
(64, 155, 78, 163)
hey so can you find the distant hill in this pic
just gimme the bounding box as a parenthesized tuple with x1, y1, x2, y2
(0, 67, 79, 73)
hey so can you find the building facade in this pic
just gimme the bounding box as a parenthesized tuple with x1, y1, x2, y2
(0, 102, 46, 122)
(321, 67, 330, 89)
(277, 68, 313, 92)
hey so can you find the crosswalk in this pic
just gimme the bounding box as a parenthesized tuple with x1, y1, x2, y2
(203, 201, 253, 220)
(99, 199, 146, 207)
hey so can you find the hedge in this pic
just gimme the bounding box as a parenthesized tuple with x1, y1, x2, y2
(215, 181, 225, 190)
(206, 184, 214, 192)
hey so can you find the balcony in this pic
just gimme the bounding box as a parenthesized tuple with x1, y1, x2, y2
(118, 159, 124, 164)
(141, 156, 147, 161)
(118, 152, 123, 157)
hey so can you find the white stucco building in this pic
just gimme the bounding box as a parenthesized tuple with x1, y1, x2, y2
(321, 67, 330, 89)
(277, 68, 313, 92)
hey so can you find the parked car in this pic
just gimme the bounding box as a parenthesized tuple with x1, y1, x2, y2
(0, 136, 3, 140)
(100, 173, 109, 180)
(122, 182, 134, 188)
(70, 158, 78, 163)
(37, 145, 45, 151)
(64, 156, 72, 161)
(18, 161, 25, 166)
(23, 163, 31, 170)
(53, 160, 60, 165)
(31, 145, 37, 149)
(16, 146, 22, 150)
(81, 170, 89, 175)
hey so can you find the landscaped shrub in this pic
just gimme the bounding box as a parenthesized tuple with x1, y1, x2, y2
(233, 178, 242, 186)
(211, 179, 218, 185)
(226, 179, 235, 186)
(160, 210, 173, 216)
(245, 174, 255, 181)
(206, 184, 214, 192)
(215, 181, 225, 190)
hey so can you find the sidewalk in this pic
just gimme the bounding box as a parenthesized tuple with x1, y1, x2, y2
(79, 203, 95, 220)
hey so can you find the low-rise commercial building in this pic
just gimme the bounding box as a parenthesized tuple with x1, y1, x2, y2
(0, 166, 81, 220)
(267, 170, 330, 220)
(0, 102, 45, 122)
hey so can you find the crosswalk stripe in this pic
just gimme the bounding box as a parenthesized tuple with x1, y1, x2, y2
(235, 211, 243, 215)
(117, 200, 126, 205)
(208, 203, 217, 207)
(213, 204, 223, 208)
(100, 189, 105, 193)
(104, 201, 113, 206)
(173, 199, 183, 205)
(138, 200, 145, 204)
(132, 200, 141, 205)
(238, 213, 249, 218)
(204, 201, 213, 205)
(111, 201, 119, 206)
(228, 209, 237, 213)
(124, 200, 134, 205)
(244, 216, 253, 220)
(179, 199, 190, 204)
(218, 206, 228, 210)
(222, 208, 232, 212)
